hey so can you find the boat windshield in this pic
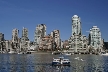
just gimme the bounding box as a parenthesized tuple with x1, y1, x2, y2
(63, 59, 69, 61)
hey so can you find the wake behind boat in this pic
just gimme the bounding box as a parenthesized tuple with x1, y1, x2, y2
(52, 57, 70, 66)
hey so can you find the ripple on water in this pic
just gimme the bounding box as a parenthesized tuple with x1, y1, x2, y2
(0, 54, 108, 72)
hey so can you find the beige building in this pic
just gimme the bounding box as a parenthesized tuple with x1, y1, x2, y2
(21, 27, 30, 51)
(63, 40, 69, 49)
(34, 24, 46, 46)
(11, 28, 20, 52)
(39, 35, 54, 50)
(51, 30, 61, 48)
(12, 28, 19, 43)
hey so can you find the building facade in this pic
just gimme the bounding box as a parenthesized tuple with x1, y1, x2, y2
(0, 33, 4, 41)
(11, 28, 20, 51)
(21, 27, 30, 51)
(0, 33, 5, 52)
(12, 28, 19, 43)
(72, 15, 82, 36)
(21, 27, 29, 41)
(39, 35, 54, 50)
(63, 40, 69, 49)
(34, 24, 46, 46)
(88, 26, 103, 50)
(51, 30, 61, 48)
(69, 15, 88, 52)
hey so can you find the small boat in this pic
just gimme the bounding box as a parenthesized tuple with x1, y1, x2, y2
(64, 53, 71, 55)
(52, 52, 61, 55)
(52, 57, 70, 66)
(18, 52, 23, 54)
(18, 52, 24, 54)
(101, 53, 108, 56)
(74, 57, 79, 60)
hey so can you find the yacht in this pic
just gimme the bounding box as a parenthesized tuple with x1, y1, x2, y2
(52, 57, 70, 66)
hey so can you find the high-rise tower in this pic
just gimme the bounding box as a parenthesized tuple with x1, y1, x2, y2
(72, 15, 82, 36)
(34, 24, 46, 45)
(69, 15, 88, 52)
(21, 27, 29, 41)
(89, 26, 102, 49)
(51, 30, 61, 48)
(21, 27, 29, 51)
(12, 28, 19, 43)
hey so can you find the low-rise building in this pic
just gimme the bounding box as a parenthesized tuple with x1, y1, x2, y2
(39, 35, 54, 50)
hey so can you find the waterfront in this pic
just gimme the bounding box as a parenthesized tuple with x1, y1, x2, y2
(0, 53, 108, 72)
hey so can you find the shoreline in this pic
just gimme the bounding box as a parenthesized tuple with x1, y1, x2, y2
(31, 51, 52, 54)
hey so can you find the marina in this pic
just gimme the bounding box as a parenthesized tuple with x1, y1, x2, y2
(51, 51, 102, 55)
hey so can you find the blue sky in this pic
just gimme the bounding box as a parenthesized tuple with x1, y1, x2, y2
(0, 0, 108, 41)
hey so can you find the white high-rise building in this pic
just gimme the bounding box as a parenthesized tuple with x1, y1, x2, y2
(89, 26, 102, 49)
(72, 15, 82, 36)
(69, 15, 88, 52)
(34, 24, 46, 45)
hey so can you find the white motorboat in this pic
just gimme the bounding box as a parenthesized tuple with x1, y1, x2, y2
(52, 57, 70, 66)
(74, 57, 79, 60)
(101, 53, 108, 56)
(63, 53, 71, 55)
(18, 52, 24, 54)
(18, 53, 22, 54)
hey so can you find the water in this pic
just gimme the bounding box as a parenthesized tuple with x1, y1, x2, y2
(0, 53, 108, 72)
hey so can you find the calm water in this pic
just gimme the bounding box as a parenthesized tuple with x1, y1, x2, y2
(0, 53, 108, 72)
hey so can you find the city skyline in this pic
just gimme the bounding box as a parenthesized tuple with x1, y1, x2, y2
(0, 0, 108, 41)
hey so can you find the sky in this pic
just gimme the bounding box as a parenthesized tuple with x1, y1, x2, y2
(0, 0, 108, 41)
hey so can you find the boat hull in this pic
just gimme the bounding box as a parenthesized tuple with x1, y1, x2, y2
(52, 62, 70, 66)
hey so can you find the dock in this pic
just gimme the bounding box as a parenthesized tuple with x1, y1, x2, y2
(52, 51, 100, 55)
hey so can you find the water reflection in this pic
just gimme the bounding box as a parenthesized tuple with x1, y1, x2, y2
(0, 54, 108, 72)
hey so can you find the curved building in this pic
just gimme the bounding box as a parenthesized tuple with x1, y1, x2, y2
(72, 15, 82, 36)
(69, 15, 88, 52)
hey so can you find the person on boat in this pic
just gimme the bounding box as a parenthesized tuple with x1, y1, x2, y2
(59, 58, 63, 64)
